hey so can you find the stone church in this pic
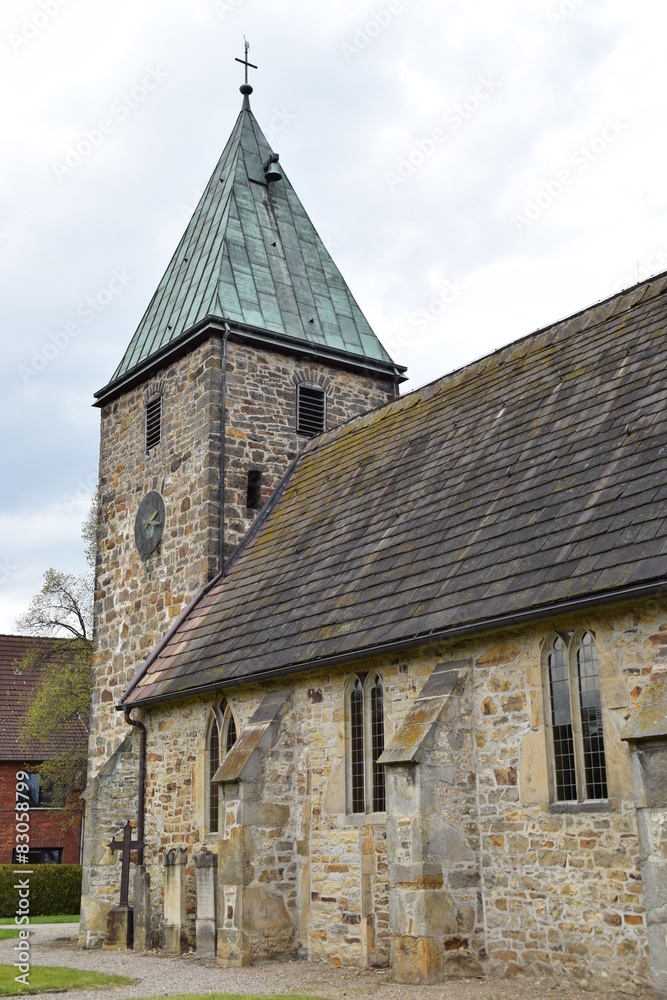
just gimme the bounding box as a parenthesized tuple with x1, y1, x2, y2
(81, 69, 667, 996)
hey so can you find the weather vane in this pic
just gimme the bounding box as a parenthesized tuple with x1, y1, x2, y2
(235, 37, 258, 90)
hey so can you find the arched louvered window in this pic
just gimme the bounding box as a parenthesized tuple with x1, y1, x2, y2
(371, 675, 386, 812)
(207, 716, 220, 834)
(350, 678, 365, 814)
(545, 632, 607, 802)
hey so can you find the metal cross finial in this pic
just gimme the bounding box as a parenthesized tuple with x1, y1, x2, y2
(235, 37, 258, 87)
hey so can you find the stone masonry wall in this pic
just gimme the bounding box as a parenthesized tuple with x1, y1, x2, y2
(222, 342, 394, 557)
(79, 732, 139, 947)
(85, 335, 394, 944)
(90, 337, 223, 778)
(89, 336, 393, 778)
(124, 595, 661, 989)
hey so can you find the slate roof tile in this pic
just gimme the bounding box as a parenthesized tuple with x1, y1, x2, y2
(123, 273, 667, 705)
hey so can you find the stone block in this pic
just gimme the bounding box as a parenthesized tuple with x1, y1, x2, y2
(102, 905, 133, 950)
(195, 849, 218, 956)
(242, 801, 290, 829)
(79, 895, 112, 949)
(391, 934, 443, 984)
(133, 866, 151, 952)
(443, 949, 484, 978)
(242, 886, 291, 932)
(519, 728, 549, 805)
(218, 825, 255, 886)
(163, 846, 188, 955)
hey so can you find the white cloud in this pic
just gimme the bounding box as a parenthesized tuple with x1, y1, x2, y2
(2, 0, 667, 621)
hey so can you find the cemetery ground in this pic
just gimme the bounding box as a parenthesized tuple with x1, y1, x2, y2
(0, 922, 648, 998)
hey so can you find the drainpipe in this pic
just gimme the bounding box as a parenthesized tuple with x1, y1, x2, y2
(392, 367, 401, 400)
(123, 706, 146, 866)
(219, 321, 232, 573)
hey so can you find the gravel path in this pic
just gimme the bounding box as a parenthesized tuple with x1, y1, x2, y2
(0, 924, 649, 999)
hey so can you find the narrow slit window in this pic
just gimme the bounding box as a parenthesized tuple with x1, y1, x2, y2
(577, 633, 608, 800)
(371, 675, 386, 813)
(208, 717, 220, 834)
(350, 679, 365, 814)
(547, 637, 577, 802)
(146, 396, 162, 452)
(246, 470, 262, 510)
(297, 385, 326, 436)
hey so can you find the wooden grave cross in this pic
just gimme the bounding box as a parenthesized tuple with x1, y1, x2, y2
(109, 820, 144, 908)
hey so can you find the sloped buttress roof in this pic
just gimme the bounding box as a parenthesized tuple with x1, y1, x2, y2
(124, 272, 667, 707)
(99, 95, 397, 399)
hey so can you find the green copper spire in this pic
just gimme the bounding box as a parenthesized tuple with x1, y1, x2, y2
(98, 61, 400, 400)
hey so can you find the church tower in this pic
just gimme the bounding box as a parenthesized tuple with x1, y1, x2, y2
(87, 64, 405, 781)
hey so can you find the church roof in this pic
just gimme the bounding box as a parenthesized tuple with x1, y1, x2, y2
(123, 271, 667, 707)
(97, 92, 399, 402)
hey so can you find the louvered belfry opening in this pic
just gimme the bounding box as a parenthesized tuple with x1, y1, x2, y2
(145, 396, 162, 451)
(297, 385, 326, 436)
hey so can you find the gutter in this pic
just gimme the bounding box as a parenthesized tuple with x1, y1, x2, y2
(123, 575, 667, 709)
(94, 317, 405, 407)
(219, 322, 231, 572)
(121, 706, 146, 865)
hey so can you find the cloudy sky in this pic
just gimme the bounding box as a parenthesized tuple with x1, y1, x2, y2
(1, 0, 665, 632)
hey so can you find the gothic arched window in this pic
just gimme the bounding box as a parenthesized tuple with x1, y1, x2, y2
(544, 632, 607, 802)
(207, 715, 220, 833)
(350, 678, 365, 813)
(371, 675, 386, 812)
(348, 674, 386, 815)
(207, 703, 238, 835)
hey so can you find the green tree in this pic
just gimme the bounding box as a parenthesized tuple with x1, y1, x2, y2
(13, 495, 97, 814)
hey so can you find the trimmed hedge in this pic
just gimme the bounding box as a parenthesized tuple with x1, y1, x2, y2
(0, 864, 81, 917)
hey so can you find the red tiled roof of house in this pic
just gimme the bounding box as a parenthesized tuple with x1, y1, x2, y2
(0, 635, 88, 760)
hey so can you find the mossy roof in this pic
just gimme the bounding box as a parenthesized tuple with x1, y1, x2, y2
(124, 272, 667, 706)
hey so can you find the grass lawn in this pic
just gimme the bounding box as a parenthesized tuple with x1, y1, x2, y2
(0, 964, 135, 995)
(0, 916, 78, 926)
(0, 931, 28, 941)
